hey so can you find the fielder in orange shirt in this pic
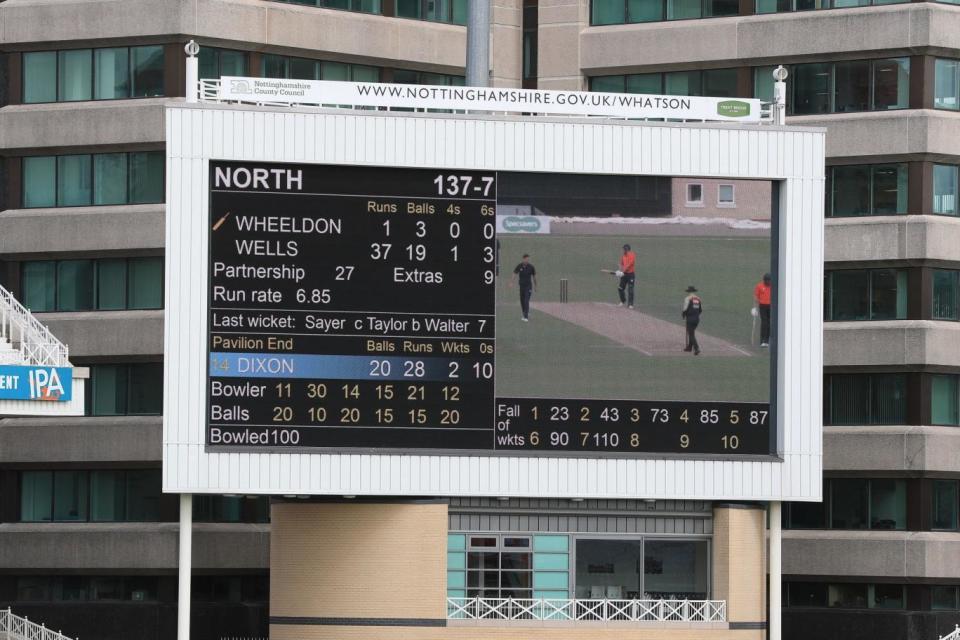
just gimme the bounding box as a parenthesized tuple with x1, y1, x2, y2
(753, 273, 772, 347)
(617, 244, 636, 309)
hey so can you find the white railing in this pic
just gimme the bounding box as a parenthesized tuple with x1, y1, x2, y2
(0, 608, 77, 640)
(446, 598, 726, 623)
(941, 625, 960, 640)
(0, 284, 70, 367)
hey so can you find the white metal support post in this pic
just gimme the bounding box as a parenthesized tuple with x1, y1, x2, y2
(769, 501, 782, 640)
(185, 40, 200, 103)
(178, 493, 193, 640)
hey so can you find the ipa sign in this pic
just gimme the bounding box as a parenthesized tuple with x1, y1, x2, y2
(0, 365, 72, 402)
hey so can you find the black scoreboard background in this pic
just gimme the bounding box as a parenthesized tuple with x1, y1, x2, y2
(206, 160, 774, 457)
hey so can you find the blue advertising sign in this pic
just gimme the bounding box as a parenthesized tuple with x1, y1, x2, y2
(0, 365, 73, 402)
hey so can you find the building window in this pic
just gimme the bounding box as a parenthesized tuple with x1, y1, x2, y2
(786, 479, 907, 530)
(825, 373, 906, 425)
(591, 0, 738, 23)
(717, 184, 735, 206)
(22, 151, 164, 209)
(15, 576, 159, 602)
(686, 183, 704, 206)
(269, 0, 381, 11)
(193, 495, 270, 522)
(787, 59, 909, 115)
(192, 576, 269, 603)
(86, 363, 163, 416)
(933, 271, 960, 320)
(827, 164, 908, 217)
(757, 0, 905, 12)
(261, 54, 380, 82)
(931, 375, 960, 426)
(465, 535, 533, 599)
(590, 69, 738, 97)
(198, 47, 249, 81)
(932, 480, 959, 530)
(933, 586, 960, 610)
(824, 269, 907, 321)
(20, 470, 161, 522)
(21, 257, 163, 312)
(392, 69, 465, 87)
(23, 46, 164, 104)
(934, 164, 958, 216)
(396, 0, 467, 24)
(935, 59, 960, 110)
(522, 2, 538, 87)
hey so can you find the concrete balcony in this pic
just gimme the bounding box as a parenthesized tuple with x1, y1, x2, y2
(0, 99, 166, 153)
(0, 205, 165, 256)
(825, 215, 960, 264)
(0, 0, 466, 72)
(824, 425, 960, 474)
(0, 522, 269, 570)
(0, 416, 161, 463)
(36, 310, 163, 358)
(783, 530, 960, 579)
(823, 321, 960, 367)
(580, 3, 960, 73)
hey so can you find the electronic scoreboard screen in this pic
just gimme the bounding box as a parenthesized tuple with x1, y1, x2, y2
(207, 161, 774, 456)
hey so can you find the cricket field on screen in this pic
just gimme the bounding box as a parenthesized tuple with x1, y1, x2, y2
(494, 173, 773, 403)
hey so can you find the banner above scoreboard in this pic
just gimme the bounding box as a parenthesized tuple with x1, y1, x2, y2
(217, 78, 763, 123)
(0, 365, 72, 402)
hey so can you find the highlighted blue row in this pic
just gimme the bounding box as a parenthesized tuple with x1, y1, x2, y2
(209, 352, 464, 381)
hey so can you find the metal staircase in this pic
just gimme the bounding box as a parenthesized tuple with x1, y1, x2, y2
(941, 625, 960, 640)
(0, 284, 69, 367)
(0, 608, 77, 640)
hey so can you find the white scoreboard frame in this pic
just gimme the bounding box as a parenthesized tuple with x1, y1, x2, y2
(163, 103, 824, 501)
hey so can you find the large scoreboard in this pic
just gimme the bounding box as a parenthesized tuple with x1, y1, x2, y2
(206, 161, 772, 456)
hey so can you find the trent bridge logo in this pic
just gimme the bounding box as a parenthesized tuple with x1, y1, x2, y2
(716, 100, 751, 118)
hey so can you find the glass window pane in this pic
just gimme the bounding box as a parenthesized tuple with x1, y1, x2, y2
(756, 0, 792, 12)
(129, 151, 165, 204)
(321, 61, 349, 81)
(219, 50, 248, 77)
(788, 496, 827, 528)
(262, 54, 288, 79)
(94, 48, 129, 100)
(827, 270, 869, 320)
(96, 259, 128, 310)
(932, 375, 960, 426)
(831, 165, 870, 217)
(703, 69, 738, 97)
(831, 479, 869, 529)
(932, 586, 959, 610)
(932, 271, 959, 320)
(90, 577, 124, 601)
(793, 63, 832, 115)
(828, 374, 868, 425)
(91, 364, 128, 416)
(57, 154, 93, 206)
(869, 584, 904, 609)
(934, 59, 959, 110)
(873, 58, 909, 110)
(20, 471, 53, 521)
(131, 45, 165, 97)
(213, 497, 242, 521)
(592, 75, 626, 93)
(57, 259, 94, 311)
(932, 480, 959, 530)
(872, 164, 908, 215)
(533, 535, 569, 553)
(788, 582, 827, 607)
(628, 0, 664, 21)
(451, 0, 467, 23)
(396, 0, 421, 18)
(198, 48, 217, 80)
(626, 73, 662, 94)
(754, 66, 776, 102)
(704, 0, 740, 16)
(23, 51, 58, 103)
(869, 269, 903, 320)
(289, 57, 320, 80)
(593, 0, 626, 24)
(575, 539, 642, 599)
(834, 60, 870, 113)
(89, 470, 126, 521)
(53, 470, 89, 521)
(351, 65, 380, 82)
(93, 153, 128, 205)
(128, 257, 164, 309)
(22, 261, 56, 312)
(23, 156, 57, 209)
(666, 0, 701, 19)
(128, 363, 163, 414)
(870, 479, 906, 529)
(871, 374, 906, 424)
(718, 184, 735, 204)
(665, 71, 701, 96)
(58, 49, 92, 101)
(16, 577, 52, 601)
(643, 540, 709, 599)
(933, 164, 958, 216)
(125, 469, 161, 521)
(54, 577, 88, 601)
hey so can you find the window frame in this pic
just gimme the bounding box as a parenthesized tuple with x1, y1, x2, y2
(21, 257, 164, 312)
(788, 58, 910, 115)
(685, 183, 704, 207)
(22, 151, 165, 210)
(717, 183, 736, 207)
(824, 372, 907, 426)
(827, 163, 908, 218)
(756, 0, 907, 14)
(824, 268, 907, 322)
(590, 0, 740, 24)
(20, 469, 162, 523)
(934, 58, 960, 111)
(86, 362, 164, 417)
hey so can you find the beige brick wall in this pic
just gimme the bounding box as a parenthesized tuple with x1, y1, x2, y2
(270, 501, 448, 620)
(712, 505, 767, 624)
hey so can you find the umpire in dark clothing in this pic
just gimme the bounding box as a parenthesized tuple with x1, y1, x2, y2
(513, 254, 537, 322)
(681, 285, 703, 356)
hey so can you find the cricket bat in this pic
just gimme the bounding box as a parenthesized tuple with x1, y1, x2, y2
(600, 269, 619, 276)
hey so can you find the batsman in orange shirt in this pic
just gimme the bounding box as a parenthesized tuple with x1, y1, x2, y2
(753, 272, 772, 347)
(617, 244, 636, 309)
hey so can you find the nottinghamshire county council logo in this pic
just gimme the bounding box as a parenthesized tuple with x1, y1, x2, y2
(716, 100, 751, 118)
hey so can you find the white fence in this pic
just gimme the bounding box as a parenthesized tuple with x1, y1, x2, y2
(0, 609, 76, 640)
(0, 285, 70, 366)
(940, 625, 960, 640)
(446, 598, 726, 623)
